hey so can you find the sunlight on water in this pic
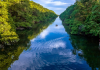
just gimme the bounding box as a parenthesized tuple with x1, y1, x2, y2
(0, 17, 99, 70)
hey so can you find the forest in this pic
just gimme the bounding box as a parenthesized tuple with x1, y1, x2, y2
(59, 0, 100, 38)
(0, 18, 56, 70)
(0, 0, 57, 44)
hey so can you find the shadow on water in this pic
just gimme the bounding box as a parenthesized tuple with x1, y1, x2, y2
(63, 25, 100, 70)
(0, 17, 100, 70)
(0, 18, 56, 70)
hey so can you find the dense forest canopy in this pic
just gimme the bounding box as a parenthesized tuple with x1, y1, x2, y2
(60, 0, 100, 37)
(0, 18, 56, 70)
(0, 0, 57, 44)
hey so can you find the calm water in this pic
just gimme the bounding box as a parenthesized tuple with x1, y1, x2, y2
(0, 17, 99, 70)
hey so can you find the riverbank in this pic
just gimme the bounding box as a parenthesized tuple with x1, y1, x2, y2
(59, 0, 100, 38)
(62, 22, 99, 38)
(16, 17, 57, 30)
(0, 0, 57, 44)
(0, 17, 57, 46)
(0, 17, 99, 70)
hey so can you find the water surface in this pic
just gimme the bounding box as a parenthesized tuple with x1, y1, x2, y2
(0, 17, 99, 70)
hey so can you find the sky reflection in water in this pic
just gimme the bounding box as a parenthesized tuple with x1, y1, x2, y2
(8, 17, 91, 70)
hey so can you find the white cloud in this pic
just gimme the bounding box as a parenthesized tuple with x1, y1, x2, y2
(46, 7, 65, 10)
(30, 17, 66, 40)
(36, 17, 67, 39)
(49, 41, 66, 49)
(40, 0, 68, 6)
(40, 30, 49, 39)
(32, 0, 76, 14)
(9, 41, 83, 70)
(38, 26, 65, 39)
(30, 36, 67, 50)
(46, 1, 67, 6)
(54, 8, 64, 10)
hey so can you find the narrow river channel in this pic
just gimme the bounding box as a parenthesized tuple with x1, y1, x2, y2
(6, 17, 99, 70)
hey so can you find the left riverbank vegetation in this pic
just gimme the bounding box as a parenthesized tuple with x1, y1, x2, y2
(0, 0, 57, 44)
(60, 0, 100, 38)
(0, 18, 56, 70)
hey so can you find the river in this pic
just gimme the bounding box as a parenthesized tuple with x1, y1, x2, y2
(0, 17, 99, 70)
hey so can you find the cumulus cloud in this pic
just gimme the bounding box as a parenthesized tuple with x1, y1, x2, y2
(46, 1, 67, 6)
(49, 41, 66, 48)
(38, 26, 66, 39)
(9, 40, 83, 70)
(40, 0, 68, 6)
(40, 30, 49, 39)
(46, 7, 65, 10)
(32, 0, 76, 14)
(35, 17, 67, 39)
(54, 8, 65, 10)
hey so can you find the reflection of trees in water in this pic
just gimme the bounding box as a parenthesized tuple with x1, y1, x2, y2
(63, 24, 100, 70)
(0, 45, 26, 70)
(0, 18, 56, 70)
(99, 39, 100, 47)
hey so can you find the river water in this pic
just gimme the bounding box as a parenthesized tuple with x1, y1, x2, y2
(0, 17, 99, 70)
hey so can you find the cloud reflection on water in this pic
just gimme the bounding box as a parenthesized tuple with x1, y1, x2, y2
(36, 17, 67, 39)
(8, 17, 89, 70)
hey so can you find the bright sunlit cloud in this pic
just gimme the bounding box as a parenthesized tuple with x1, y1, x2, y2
(55, 8, 65, 10)
(40, 0, 68, 5)
(32, 0, 76, 15)
(45, 1, 68, 6)
(49, 41, 66, 48)
(40, 30, 49, 39)
(39, 25, 66, 39)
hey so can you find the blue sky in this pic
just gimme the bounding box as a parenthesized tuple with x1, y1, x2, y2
(32, 0, 76, 15)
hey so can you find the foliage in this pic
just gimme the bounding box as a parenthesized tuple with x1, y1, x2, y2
(0, 18, 56, 70)
(0, 0, 57, 43)
(0, 1, 18, 43)
(63, 23, 99, 69)
(59, 0, 100, 37)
